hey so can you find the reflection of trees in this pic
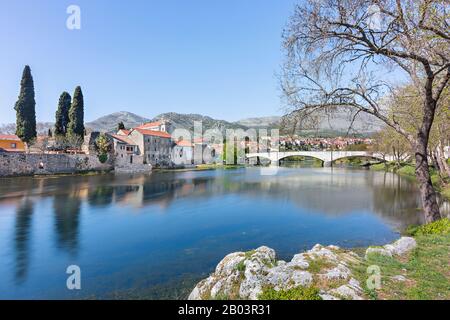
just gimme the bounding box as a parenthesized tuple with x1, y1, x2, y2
(88, 186, 114, 207)
(53, 194, 81, 255)
(14, 199, 34, 283)
(370, 172, 424, 227)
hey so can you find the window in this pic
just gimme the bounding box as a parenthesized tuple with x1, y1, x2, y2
(11, 143, 16, 148)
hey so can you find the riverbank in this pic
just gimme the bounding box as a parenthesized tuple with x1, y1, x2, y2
(189, 218, 450, 300)
(370, 162, 450, 201)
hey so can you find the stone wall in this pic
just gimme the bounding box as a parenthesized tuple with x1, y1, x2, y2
(0, 152, 113, 177)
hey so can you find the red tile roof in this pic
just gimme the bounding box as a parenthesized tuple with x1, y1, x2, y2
(176, 140, 193, 147)
(0, 134, 21, 141)
(134, 128, 171, 138)
(136, 121, 162, 129)
(110, 134, 137, 145)
(117, 129, 130, 135)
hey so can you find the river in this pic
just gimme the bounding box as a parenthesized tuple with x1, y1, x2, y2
(0, 167, 446, 299)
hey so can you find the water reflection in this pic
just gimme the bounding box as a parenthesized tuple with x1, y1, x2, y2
(14, 199, 34, 283)
(0, 168, 448, 299)
(53, 194, 81, 255)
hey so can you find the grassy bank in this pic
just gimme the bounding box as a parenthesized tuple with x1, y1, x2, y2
(370, 161, 450, 200)
(350, 218, 450, 300)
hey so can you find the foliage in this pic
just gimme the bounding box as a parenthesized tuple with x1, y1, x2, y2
(54, 91, 71, 136)
(235, 260, 246, 273)
(117, 121, 125, 131)
(305, 258, 334, 273)
(258, 286, 322, 300)
(14, 65, 37, 143)
(67, 86, 85, 139)
(281, 0, 449, 222)
(406, 219, 450, 237)
(98, 153, 108, 164)
(396, 165, 416, 177)
(95, 133, 111, 155)
(95, 133, 111, 163)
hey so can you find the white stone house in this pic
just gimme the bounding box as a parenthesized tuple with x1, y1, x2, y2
(172, 140, 194, 166)
(123, 122, 173, 167)
(109, 134, 141, 167)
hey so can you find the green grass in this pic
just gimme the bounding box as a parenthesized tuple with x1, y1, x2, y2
(305, 257, 334, 273)
(396, 164, 416, 177)
(258, 286, 322, 300)
(350, 223, 450, 300)
(406, 218, 450, 236)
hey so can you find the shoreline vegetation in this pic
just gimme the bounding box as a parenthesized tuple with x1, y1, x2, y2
(189, 218, 450, 300)
(370, 161, 450, 201)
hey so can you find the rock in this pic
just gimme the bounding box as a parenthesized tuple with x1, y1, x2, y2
(387, 237, 417, 256)
(329, 284, 364, 300)
(188, 237, 417, 300)
(266, 264, 313, 290)
(215, 252, 245, 276)
(365, 247, 392, 259)
(188, 286, 201, 300)
(319, 293, 340, 300)
(321, 263, 351, 280)
(348, 278, 363, 292)
(238, 246, 277, 300)
(289, 253, 310, 269)
(365, 237, 417, 260)
(392, 275, 407, 282)
(307, 245, 339, 262)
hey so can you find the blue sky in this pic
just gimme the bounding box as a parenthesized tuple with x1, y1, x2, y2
(0, 0, 298, 124)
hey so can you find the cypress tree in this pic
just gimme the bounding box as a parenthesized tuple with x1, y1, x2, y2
(117, 121, 125, 131)
(67, 86, 85, 139)
(54, 92, 71, 136)
(14, 65, 37, 143)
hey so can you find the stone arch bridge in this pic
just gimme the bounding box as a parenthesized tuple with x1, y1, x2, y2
(246, 151, 395, 167)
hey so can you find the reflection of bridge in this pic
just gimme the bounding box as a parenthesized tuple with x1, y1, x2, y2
(246, 151, 394, 167)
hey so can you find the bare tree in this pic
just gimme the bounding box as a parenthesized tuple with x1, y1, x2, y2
(282, 0, 449, 222)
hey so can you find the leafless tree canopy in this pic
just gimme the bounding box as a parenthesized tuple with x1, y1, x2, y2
(281, 0, 449, 141)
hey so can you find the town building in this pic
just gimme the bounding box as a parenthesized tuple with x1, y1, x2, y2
(172, 140, 194, 166)
(0, 134, 25, 152)
(115, 121, 174, 168)
(110, 134, 140, 167)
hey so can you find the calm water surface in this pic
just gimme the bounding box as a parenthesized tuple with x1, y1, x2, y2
(0, 167, 442, 299)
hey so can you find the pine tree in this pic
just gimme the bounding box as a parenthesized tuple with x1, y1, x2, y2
(54, 92, 71, 136)
(67, 86, 85, 139)
(14, 65, 37, 143)
(117, 121, 125, 131)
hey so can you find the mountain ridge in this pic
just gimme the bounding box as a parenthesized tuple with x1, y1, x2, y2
(0, 111, 379, 137)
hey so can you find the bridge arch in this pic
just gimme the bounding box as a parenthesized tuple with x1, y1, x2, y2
(245, 154, 273, 165)
(332, 154, 386, 163)
(277, 154, 326, 165)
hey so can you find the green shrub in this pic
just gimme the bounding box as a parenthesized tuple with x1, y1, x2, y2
(406, 218, 450, 236)
(258, 286, 322, 300)
(98, 153, 108, 163)
(396, 165, 415, 177)
(235, 260, 246, 272)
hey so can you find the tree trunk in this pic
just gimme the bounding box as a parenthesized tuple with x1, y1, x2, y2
(414, 140, 441, 223)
